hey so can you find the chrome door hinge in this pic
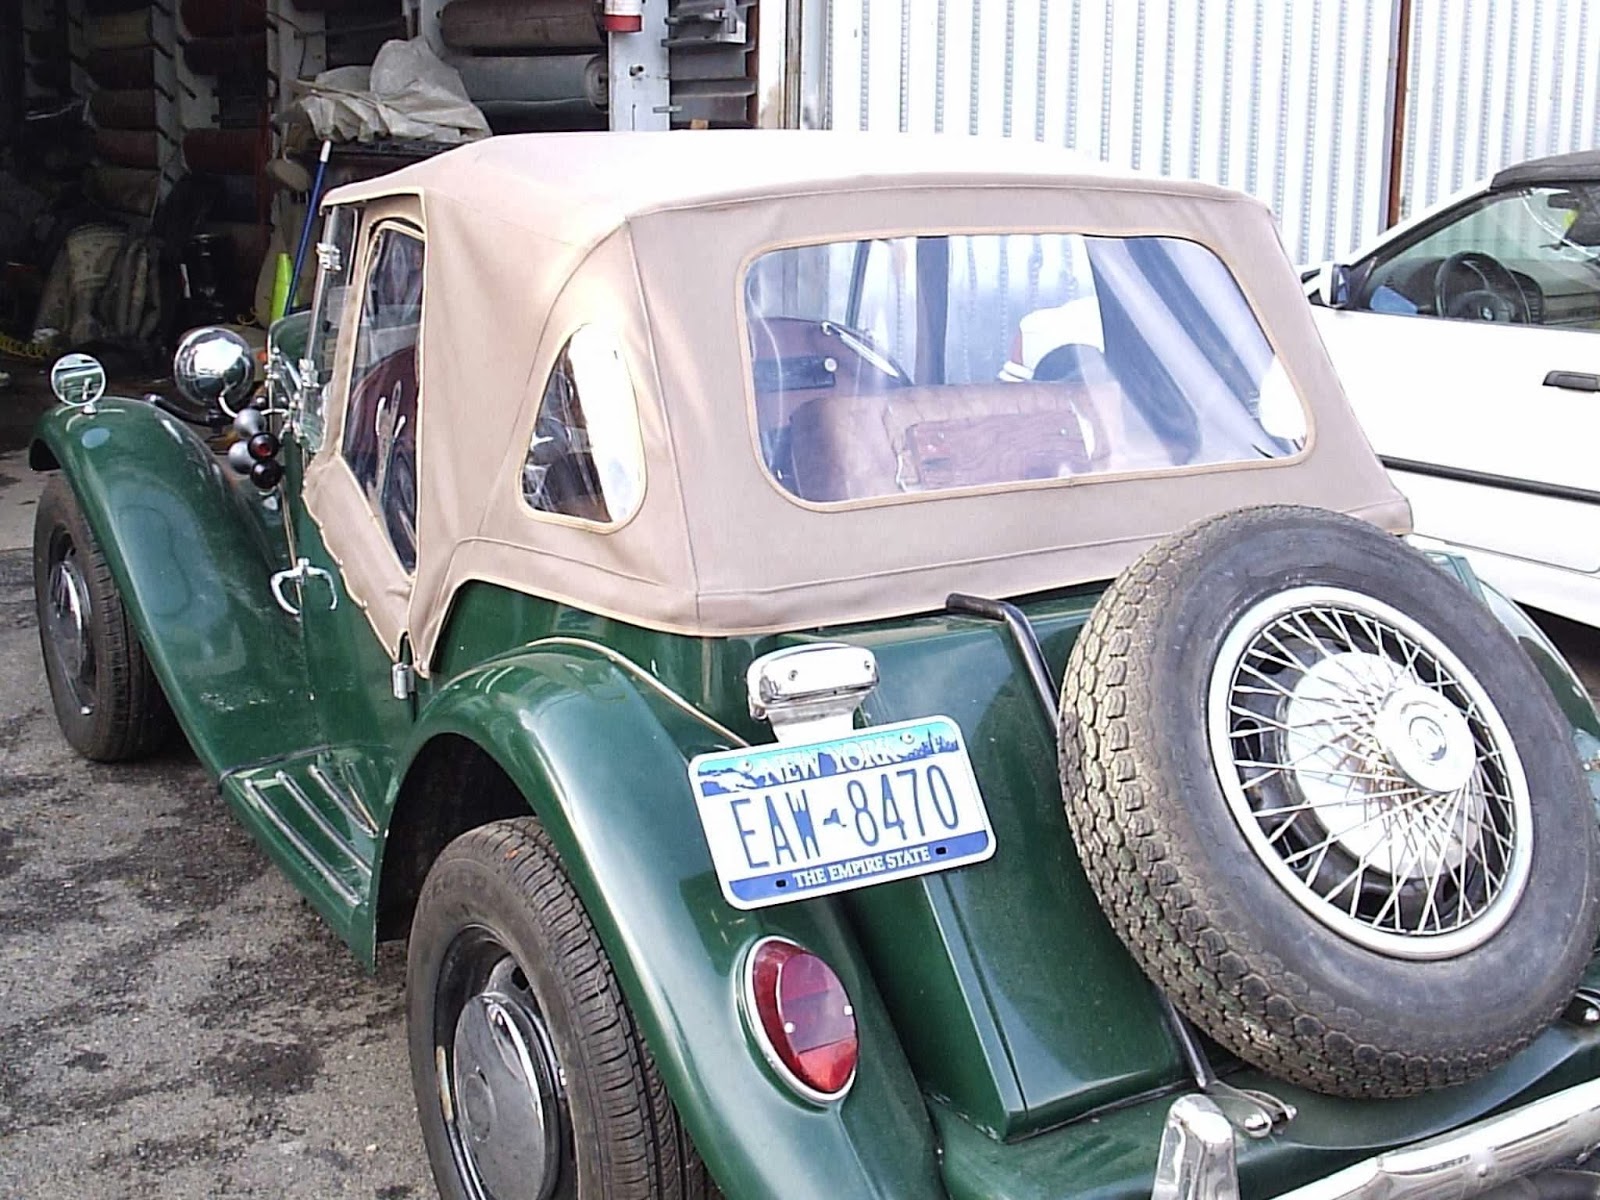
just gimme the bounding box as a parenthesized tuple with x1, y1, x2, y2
(391, 662, 415, 700)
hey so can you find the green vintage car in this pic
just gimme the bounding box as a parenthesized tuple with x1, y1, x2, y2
(29, 132, 1600, 1200)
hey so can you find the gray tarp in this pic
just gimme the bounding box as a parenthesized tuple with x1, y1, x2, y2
(293, 39, 490, 145)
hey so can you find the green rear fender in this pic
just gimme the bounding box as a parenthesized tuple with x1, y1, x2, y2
(29, 401, 314, 775)
(392, 641, 945, 1200)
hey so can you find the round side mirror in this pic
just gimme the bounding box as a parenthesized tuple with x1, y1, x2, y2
(174, 327, 255, 417)
(50, 353, 107, 410)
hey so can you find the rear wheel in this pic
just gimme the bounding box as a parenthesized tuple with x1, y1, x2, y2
(33, 475, 175, 761)
(407, 817, 718, 1200)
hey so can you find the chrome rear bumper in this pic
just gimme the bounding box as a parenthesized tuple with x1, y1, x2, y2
(1153, 1078, 1600, 1200)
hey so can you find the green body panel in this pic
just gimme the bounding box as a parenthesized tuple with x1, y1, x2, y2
(281, 439, 414, 762)
(935, 1026, 1600, 1200)
(392, 640, 944, 1200)
(30, 401, 315, 774)
(436, 582, 1185, 1140)
(220, 745, 380, 950)
(837, 601, 1186, 1137)
(35, 385, 1600, 1199)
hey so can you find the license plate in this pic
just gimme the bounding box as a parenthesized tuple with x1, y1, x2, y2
(688, 716, 996, 910)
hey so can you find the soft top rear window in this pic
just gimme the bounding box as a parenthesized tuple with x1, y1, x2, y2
(744, 233, 1307, 504)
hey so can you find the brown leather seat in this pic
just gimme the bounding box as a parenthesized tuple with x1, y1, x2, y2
(786, 381, 1108, 502)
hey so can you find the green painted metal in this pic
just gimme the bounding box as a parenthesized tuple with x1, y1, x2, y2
(391, 639, 943, 1200)
(220, 745, 380, 952)
(433, 582, 1186, 1138)
(835, 602, 1187, 1138)
(34, 383, 1600, 1199)
(935, 1025, 1600, 1200)
(29, 400, 315, 776)
(281, 440, 414, 761)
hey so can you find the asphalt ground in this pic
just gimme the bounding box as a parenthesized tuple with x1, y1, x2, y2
(4, 368, 1600, 1197)
(0, 371, 436, 1197)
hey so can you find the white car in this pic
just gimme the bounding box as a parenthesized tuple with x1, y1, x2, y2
(1309, 150, 1600, 626)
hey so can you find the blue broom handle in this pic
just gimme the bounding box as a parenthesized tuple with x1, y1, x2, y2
(286, 139, 333, 311)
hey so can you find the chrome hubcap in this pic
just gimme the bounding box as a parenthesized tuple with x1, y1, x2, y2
(1209, 586, 1531, 959)
(44, 544, 95, 716)
(439, 947, 568, 1200)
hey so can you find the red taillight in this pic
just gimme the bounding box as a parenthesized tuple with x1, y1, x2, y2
(745, 938, 858, 1101)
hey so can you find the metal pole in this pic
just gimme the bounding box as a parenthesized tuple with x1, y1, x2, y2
(1382, 0, 1414, 228)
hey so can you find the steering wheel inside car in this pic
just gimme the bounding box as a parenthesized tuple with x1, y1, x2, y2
(1432, 250, 1531, 324)
(819, 319, 914, 384)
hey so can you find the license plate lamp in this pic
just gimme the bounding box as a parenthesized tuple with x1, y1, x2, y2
(746, 642, 879, 745)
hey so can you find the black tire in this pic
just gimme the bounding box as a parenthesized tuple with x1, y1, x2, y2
(1060, 504, 1600, 1098)
(408, 817, 719, 1200)
(33, 475, 176, 762)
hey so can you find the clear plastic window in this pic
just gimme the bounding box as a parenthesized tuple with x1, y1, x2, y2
(299, 206, 357, 451)
(342, 225, 423, 571)
(745, 233, 1306, 504)
(521, 326, 646, 526)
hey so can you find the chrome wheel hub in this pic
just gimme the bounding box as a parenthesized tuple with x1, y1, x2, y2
(44, 545, 95, 716)
(442, 954, 565, 1200)
(1376, 686, 1476, 795)
(1209, 586, 1531, 959)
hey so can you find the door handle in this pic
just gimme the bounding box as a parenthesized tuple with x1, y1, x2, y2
(269, 557, 339, 617)
(1543, 370, 1600, 392)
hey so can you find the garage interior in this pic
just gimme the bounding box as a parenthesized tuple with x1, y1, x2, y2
(0, 0, 764, 434)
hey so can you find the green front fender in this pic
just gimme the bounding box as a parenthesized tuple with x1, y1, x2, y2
(391, 641, 946, 1200)
(30, 400, 315, 776)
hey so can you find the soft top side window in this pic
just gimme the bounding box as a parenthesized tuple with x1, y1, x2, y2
(521, 326, 645, 527)
(342, 223, 424, 572)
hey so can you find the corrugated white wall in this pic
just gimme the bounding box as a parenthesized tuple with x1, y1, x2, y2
(801, 0, 1600, 264)
(1401, 0, 1600, 226)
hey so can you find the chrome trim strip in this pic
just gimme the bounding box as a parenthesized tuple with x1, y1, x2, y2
(1156, 1077, 1600, 1200)
(236, 779, 363, 908)
(308, 762, 378, 835)
(271, 770, 371, 879)
(1271, 1077, 1600, 1200)
(525, 636, 749, 748)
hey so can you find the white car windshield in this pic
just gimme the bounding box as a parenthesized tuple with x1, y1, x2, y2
(745, 233, 1307, 504)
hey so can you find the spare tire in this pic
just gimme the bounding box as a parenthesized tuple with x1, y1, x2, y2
(1059, 505, 1600, 1098)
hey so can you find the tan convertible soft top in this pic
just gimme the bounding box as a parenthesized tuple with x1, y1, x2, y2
(307, 131, 1408, 673)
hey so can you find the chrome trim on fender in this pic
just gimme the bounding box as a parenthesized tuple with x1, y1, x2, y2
(1156, 1078, 1600, 1200)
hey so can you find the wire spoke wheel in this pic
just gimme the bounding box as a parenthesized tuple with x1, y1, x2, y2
(1208, 585, 1533, 959)
(1063, 506, 1600, 1097)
